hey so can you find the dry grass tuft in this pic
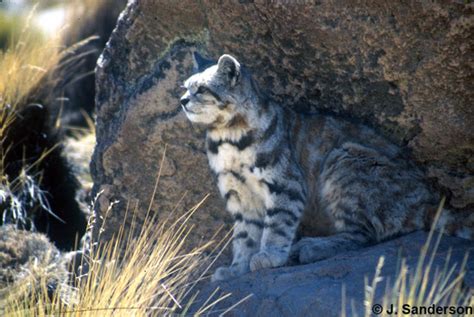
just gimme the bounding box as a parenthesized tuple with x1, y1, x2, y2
(3, 193, 226, 316)
(0, 225, 76, 311)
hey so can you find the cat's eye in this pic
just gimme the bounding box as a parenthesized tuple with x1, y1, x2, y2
(196, 86, 208, 95)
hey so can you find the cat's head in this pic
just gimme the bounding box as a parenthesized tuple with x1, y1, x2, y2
(180, 53, 255, 128)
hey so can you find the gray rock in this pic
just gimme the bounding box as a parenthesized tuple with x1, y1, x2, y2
(191, 232, 474, 317)
(91, 1, 473, 258)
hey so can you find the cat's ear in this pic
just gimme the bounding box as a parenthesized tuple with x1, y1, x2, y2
(217, 54, 240, 87)
(192, 52, 215, 73)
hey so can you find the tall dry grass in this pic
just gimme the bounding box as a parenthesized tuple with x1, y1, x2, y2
(0, 4, 96, 229)
(2, 147, 231, 316)
(0, 7, 61, 139)
(3, 198, 227, 316)
(0, 6, 65, 227)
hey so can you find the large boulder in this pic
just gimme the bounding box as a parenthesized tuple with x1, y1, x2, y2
(91, 1, 473, 253)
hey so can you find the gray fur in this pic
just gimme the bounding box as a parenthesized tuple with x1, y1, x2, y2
(180, 53, 469, 282)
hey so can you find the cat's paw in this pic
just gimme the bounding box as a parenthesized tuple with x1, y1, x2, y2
(291, 237, 337, 264)
(211, 265, 245, 282)
(250, 249, 287, 271)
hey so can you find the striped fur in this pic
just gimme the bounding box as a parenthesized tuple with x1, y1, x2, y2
(180, 53, 471, 282)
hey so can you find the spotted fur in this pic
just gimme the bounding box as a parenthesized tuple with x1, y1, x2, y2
(180, 53, 472, 282)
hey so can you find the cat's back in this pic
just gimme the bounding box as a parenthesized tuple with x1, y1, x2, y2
(289, 112, 436, 240)
(290, 112, 402, 174)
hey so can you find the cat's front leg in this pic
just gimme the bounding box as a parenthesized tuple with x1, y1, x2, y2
(212, 212, 264, 282)
(250, 198, 304, 271)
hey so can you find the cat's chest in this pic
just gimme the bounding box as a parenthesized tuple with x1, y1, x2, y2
(207, 145, 271, 210)
(207, 143, 257, 173)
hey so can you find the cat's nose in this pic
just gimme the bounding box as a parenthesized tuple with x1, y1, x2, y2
(180, 97, 190, 107)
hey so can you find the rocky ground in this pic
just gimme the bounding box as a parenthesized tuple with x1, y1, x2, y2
(192, 232, 474, 316)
